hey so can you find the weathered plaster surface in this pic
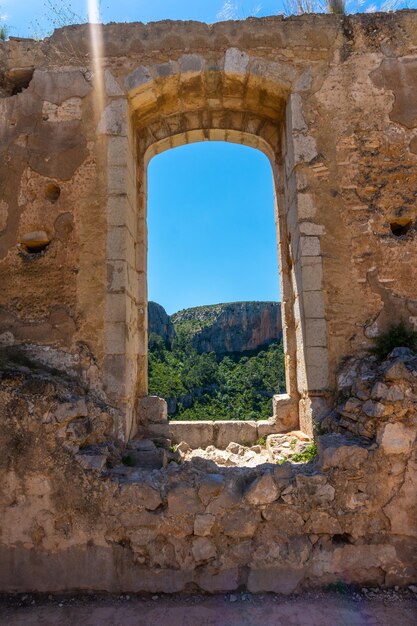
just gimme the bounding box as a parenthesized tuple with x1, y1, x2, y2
(0, 12, 416, 592)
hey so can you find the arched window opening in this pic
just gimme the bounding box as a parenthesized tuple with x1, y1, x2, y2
(147, 141, 286, 423)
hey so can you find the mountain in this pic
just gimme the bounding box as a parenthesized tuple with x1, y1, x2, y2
(147, 301, 285, 420)
(149, 301, 282, 355)
(148, 301, 175, 348)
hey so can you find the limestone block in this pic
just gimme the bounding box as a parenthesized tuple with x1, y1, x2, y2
(104, 69, 124, 96)
(107, 226, 130, 261)
(303, 291, 325, 318)
(301, 257, 323, 291)
(125, 65, 152, 92)
(292, 134, 318, 164)
(192, 537, 216, 562)
(198, 474, 226, 505)
(107, 195, 129, 226)
(108, 166, 127, 194)
(223, 508, 261, 538)
(106, 293, 126, 323)
(179, 54, 204, 74)
(105, 322, 125, 355)
(297, 193, 316, 219)
(300, 236, 321, 257)
(98, 99, 127, 136)
(108, 136, 128, 166)
(305, 318, 327, 348)
(169, 421, 214, 449)
(290, 93, 308, 132)
(299, 222, 325, 236)
(137, 396, 168, 424)
(319, 437, 369, 470)
(272, 394, 299, 431)
(120, 481, 162, 511)
(245, 472, 280, 506)
(214, 421, 257, 449)
(362, 400, 385, 418)
(194, 514, 215, 537)
(224, 48, 249, 75)
(305, 347, 329, 390)
(107, 260, 128, 292)
(377, 422, 416, 455)
(167, 486, 202, 516)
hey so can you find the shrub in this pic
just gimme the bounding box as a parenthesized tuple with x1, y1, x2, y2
(370, 321, 417, 359)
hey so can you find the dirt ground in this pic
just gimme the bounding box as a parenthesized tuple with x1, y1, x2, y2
(1, 589, 416, 626)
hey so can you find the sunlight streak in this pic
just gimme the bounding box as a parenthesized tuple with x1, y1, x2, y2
(87, 0, 105, 120)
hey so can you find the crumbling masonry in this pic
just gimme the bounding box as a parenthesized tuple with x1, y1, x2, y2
(0, 12, 416, 592)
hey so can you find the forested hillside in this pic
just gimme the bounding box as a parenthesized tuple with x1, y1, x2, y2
(148, 302, 286, 421)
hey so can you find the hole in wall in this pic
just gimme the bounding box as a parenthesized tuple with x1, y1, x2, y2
(332, 533, 353, 546)
(19, 230, 51, 255)
(2, 67, 34, 96)
(390, 219, 412, 237)
(45, 183, 61, 204)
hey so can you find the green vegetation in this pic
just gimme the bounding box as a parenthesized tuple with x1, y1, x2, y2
(370, 321, 417, 359)
(148, 331, 286, 421)
(276, 443, 318, 465)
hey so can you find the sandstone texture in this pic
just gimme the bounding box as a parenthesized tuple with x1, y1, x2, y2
(1, 12, 417, 594)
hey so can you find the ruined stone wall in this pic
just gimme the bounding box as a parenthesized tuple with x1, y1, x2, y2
(1, 12, 417, 436)
(0, 12, 416, 592)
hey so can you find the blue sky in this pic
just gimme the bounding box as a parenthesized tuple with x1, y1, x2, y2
(2, 0, 415, 313)
(2, 1, 414, 39)
(148, 143, 279, 314)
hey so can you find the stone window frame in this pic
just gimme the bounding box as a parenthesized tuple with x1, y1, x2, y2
(99, 50, 330, 442)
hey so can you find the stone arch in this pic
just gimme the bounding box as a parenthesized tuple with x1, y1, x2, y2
(102, 51, 328, 441)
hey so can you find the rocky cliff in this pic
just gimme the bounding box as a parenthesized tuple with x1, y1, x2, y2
(172, 301, 282, 354)
(148, 301, 175, 348)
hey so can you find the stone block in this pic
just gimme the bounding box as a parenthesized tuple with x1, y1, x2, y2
(245, 472, 280, 506)
(305, 318, 327, 347)
(305, 347, 329, 390)
(137, 395, 168, 424)
(247, 568, 304, 594)
(98, 99, 127, 135)
(290, 92, 307, 132)
(300, 236, 321, 257)
(292, 133, 318, 164)
(169, 421, 214, 449)
(319, 435, 369, 470)
(303, 291, 325, 318)
(214, 421, 257, 449)
(272, 394, 299, 431)
(377, 422, 416, 455)
(224, 48, 249, 74)
(108, 166, 127, 195)
(301, 256, 323, 292)
(299, 222, 325, 236)
(192, 537, 217, 562)
(105, 322, 126, 355)
(179, 54, 203, 73)
(125, 65, 152, 91)
(198, 474, 226, 505)
(104, 69, 124, 96)
(108, 136, 128, 166)
(194, 513, 215, 537)
(297, 193, 316, 219)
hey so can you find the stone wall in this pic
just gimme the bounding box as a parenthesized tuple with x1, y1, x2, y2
(0, 12, 416, 592)
(0, 346, 416, 592)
